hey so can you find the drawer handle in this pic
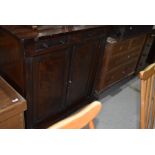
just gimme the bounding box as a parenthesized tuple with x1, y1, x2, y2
(128, 55, 131, 59)
(59, 40, 65, 44)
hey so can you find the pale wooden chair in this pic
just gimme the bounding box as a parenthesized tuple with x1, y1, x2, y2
(139, 63, 155, 129)
(48, 101, 102, 129)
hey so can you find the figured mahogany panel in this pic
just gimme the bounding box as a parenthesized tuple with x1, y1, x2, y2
(32, 48, 70, 124)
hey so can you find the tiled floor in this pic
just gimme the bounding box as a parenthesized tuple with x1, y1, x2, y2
(95, 76, 141, 129)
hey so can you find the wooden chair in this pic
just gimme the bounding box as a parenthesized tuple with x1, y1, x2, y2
(48, 101, 102, 129)
(139, 63, 155, 129)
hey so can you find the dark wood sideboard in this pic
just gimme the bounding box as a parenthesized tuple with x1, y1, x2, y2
(0, 26, 110, 128)
(147, 29, 155, 64)
(95, 25, 153, 96)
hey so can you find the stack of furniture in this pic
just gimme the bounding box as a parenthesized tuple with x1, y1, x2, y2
(0, 25, 153, 128)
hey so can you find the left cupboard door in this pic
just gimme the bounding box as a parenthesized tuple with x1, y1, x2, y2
(32, 48, 70, 126)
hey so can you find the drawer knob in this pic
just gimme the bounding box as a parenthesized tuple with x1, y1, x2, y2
(128, 55, 130, 58)
(129, 26, 133, 30)
(69, 80, 72, 84)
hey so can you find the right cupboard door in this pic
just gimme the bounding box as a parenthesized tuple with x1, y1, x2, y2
(66, 39, 102, 108)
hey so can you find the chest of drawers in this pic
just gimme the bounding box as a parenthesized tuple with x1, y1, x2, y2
(96, 34, 147, 94)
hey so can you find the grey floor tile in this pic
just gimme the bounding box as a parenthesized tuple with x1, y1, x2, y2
(96, 78, 140, 129)
(129, 78, 140, 92)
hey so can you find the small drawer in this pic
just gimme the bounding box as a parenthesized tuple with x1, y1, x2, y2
(104, 65, 126, 86)
(106, 57, 126, 71)
(102, 59, 138, 89)
(106, 40, 130, 56)
(105, 49, 140, 71)
(129, 35, 146, 47)
(24, 36, 69, 56)
(124, 64, 136, 75)
(129, 46, 142, 53)
(34, 36, 68, 51)
(127, 48, 141, 58)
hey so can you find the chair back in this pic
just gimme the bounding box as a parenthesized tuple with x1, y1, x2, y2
(48, 101, 102, 129)
(139, 63, 155, 129)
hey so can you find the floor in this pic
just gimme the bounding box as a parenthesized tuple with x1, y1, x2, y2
(95, 76, 141, 129)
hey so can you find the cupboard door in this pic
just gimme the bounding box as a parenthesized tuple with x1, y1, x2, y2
(32, 48, 70, 124)
(67, 39, 101, 107)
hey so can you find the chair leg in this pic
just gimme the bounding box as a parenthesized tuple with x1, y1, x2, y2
(89, 121, 95, 129)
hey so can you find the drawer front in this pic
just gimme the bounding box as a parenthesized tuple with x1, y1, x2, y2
(105, 46, 142, 71)
(106, 40, 130, 56)
(123, 59, 137, 75)
(129, 35, 146, 48)
(34, 36, 68, 51)
(24, 35, 69, 56)
(105, 35, 146, 57)
(103, 65, 126, 88)
(102, 59, 137, 89)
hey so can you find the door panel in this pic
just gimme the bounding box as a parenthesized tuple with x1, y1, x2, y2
(67, 39, 100, 107)
(32, 48, 70, 124)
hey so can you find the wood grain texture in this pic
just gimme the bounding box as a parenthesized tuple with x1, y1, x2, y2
(139, 63, 155, 129)
(0, 76, 27, 129)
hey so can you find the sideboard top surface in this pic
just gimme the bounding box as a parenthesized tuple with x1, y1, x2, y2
(0, 25, 109, 40)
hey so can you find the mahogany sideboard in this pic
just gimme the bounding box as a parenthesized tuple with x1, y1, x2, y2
(0, 26, 110, 128)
